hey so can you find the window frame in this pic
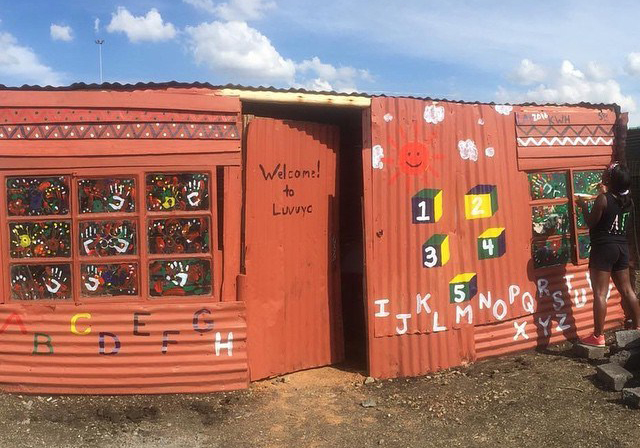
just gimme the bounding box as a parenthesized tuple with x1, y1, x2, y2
(528, 165, 606, 271)
(0, 166, 220, 305)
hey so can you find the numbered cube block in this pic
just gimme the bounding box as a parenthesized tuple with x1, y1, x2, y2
(412, 189, 442, 224)
(422, 234, 450, 268)
(449, 273, 478, 303)
(477, 227, 506, 260)
(464, 185, 498, 219)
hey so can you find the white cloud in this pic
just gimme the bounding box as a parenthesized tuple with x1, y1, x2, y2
(0, 31, 63, 85)
(186, 20, 295, 81)
(497, 59, 636, 116)
(586, 61, 612, 81)
(510, 59, 545, 85)
(50, 24, 73, 42)
(494, 105, 513, 115)
(106, 7, 177, 43)
(423, 103, 445, 124)
(185, 20, 369, 91)
(626, 52, 640, 76)
(183, 0, 216, 13)
(458, 139, 478, 162)
(294, 56, 370, 92)
(215, 0, 276, 21)
(183, 0, 275, 21)
(94, 18, 100, 34)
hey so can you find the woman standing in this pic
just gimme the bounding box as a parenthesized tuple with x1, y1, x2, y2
(577, 162, 640, 346)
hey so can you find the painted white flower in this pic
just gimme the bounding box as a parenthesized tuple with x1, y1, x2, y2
(485, 147, 495, 157)
(424, 103, 445, 124)
(494, 105, 513, 115)
(383, 113, 394, 123)
(458, 139, 478, 162)
(477, 118, 485, 125)
(372, 144, 385, 169)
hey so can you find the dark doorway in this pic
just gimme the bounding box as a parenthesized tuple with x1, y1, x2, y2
(242, 100, 367, 372)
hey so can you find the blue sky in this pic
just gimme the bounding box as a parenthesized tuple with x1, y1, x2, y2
(3, 1, 640, 123)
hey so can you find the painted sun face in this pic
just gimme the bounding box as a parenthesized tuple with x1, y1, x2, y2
(400, 142, 428, 174)
(382, 122, 441, 185)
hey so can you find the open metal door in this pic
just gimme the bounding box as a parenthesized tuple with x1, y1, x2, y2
(243, 117, 343, 380)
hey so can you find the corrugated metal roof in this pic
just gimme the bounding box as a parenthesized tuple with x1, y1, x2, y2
(0, 81, 622, 111)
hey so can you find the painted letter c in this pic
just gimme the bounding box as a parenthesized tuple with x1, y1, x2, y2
(70, 313, 92, 335)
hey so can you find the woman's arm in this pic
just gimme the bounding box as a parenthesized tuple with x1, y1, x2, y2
(577, 193, 606, 229)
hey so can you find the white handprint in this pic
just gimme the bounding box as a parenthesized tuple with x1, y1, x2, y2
(11, 273, 27, 286)
(167, 261, 189, 287)
(113, 225, 131, 254)
(108, 183, 126, 210)
(45, 267, 65, 294)
(82, 226, 97, 255)
(186, 179, 202, 207)
(84, 265, 100, 291)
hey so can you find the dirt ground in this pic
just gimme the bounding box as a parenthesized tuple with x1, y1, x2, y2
(3, 339, 640, 448)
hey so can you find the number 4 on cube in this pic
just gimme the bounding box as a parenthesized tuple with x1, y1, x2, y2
(412, 189, 443, 224)
(477, 227, 506, 260)
(449, 273, 478, 303)
(423, 234, 450, 268)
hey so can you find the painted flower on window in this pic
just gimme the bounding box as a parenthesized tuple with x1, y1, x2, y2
(149, 259, 211, 296)
(10, 221, 71, 258)
(81, 263, 138, 297)
(79, 220, 136, 256)
(6, 176, 69, 216)
(11, 264, 71, 300)
(78, 178, 135, 213)
(148, 217, 210, 254)
(146, 173, 209, 211)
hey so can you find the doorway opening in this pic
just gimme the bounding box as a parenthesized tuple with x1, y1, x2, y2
(241, 100, 368, 372)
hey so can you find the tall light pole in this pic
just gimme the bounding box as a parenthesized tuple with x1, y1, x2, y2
(95, 39, 104, 83)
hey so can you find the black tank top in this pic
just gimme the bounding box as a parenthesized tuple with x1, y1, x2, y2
(590, 192, 631, 245)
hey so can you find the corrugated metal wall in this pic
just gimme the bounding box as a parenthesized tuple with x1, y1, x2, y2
(363, 98, 624, 378)
(0, 303, 247, 394)
(242, 118, 343, 380)
(0, 89, 249, 393)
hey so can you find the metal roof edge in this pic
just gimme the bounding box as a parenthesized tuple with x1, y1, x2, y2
(0, 82, 621, 111)
(218, 88, 371, 108)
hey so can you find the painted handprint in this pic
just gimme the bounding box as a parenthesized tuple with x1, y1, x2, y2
(82, 225, 98, 255)
(108, 183, 126, 211)
(185, 179, 203, 207)
(167, 261, 190, 287)
(146, 173, 208, 211)
(83, 265, 101, 292)
(113, 224, 130, 254)
(45, 266, 66, 294)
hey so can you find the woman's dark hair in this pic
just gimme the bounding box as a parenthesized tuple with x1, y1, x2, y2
(609, 163, 632, 209)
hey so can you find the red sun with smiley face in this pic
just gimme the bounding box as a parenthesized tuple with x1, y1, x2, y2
(382, 121, 441, 185)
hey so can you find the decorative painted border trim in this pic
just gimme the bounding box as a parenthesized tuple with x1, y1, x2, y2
(0, 122, 239, 140)
(0, 109, 236, 125)
(516, 125, 614, 138)
(517, 136, 613, 147)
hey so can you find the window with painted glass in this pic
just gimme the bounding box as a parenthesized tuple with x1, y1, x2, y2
(528, 169, 604, 269)
(4, 170, 217, 302)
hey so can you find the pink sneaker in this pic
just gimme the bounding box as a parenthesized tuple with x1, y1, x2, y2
(580, 333, 605, 347)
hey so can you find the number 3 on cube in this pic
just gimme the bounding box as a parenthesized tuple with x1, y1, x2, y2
(422, 234, 449, 268)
